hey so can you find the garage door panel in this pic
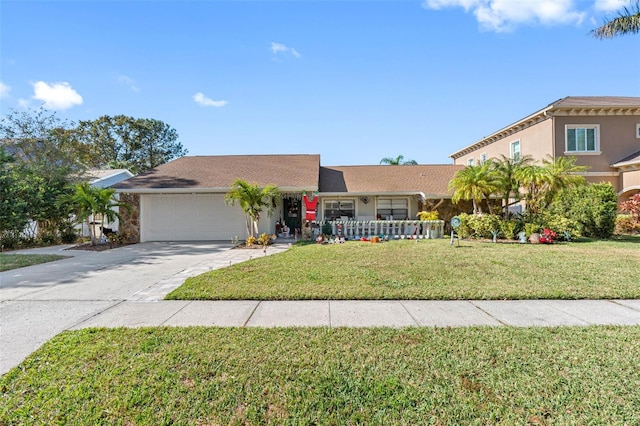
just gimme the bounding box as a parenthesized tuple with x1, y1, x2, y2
(141, 194, 245, 241)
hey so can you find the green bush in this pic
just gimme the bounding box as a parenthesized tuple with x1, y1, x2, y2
(499, 220, 519, 240)
(456, 213, 473, 238)
(550, 183, 617, 239)
(467, 214, 501, 239)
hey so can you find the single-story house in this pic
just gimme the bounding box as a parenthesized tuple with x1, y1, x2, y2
(79, 169, 134, 237)
(111, 155, 465, 242)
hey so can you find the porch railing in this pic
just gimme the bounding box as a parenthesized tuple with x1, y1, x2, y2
(316, 220, 445, 240)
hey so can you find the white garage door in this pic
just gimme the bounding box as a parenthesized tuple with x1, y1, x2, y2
(140, 193, 246, 241)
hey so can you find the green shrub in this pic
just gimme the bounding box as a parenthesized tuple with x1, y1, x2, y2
(417, 211, 439, 221)
(322, 223, 333, 236)
(455, 213, 473, 238)
(499, 220, 519, 240)
(550, 183, 617, 238)
(467, 214, 501, 239)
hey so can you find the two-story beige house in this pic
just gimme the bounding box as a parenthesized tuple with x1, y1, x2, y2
(449, 96, 640, 202)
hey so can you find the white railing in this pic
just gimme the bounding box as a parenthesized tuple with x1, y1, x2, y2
(316, 220, 445, 239)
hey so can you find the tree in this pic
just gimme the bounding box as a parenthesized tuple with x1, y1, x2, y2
(592, 1, 640, 39)
(379, 155, 418, 165)
(541, 155, 587, 205)
(73, 115, 187, 174)
(64, 183, 128, 245)
(490, 155, 533, 217)
(0, 108, 85, 240)
(0, 107, 88, 179)
(225, 180, 281, 239)
(0, 148, 30, 239)
(449, 163, 498, 214)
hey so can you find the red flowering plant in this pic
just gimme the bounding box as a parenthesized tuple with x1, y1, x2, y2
(539, 228, 557, 244)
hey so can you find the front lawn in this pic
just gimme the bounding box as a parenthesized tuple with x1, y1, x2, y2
(2, 326, 639, 424)
(0, 253, 68, 272)
(167, 237, 640, 300)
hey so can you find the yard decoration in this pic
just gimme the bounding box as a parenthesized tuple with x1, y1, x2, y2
(539, 228, 557, 244)
(303, 191, 319, 221)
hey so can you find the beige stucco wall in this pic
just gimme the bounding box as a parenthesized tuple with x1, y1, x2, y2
(553, 115, 640, 172)
(620, 169, 640, 195)
(453, 118, 554, 165)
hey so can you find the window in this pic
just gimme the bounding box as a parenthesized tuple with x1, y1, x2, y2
(566, 125, 599, 153)
(323, 200, 355, 220)
(467, 158, 474, 166)
(480, 153, 487, 164)
(511, 140, 521, 161)
(377, 198, 408, 220)
(636, 124, 640, 139)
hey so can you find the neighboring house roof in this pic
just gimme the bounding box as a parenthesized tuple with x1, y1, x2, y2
(450, 96, 640, 159)
(111, 155, 321, 192)
(612, 150, 640, 169)
(320, 165, 464, 197)
(87, 169, 133, 183)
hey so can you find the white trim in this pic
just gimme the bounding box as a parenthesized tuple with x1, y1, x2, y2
(564, 151, 602, 156)
(618, 185, 640, 196)
(480, 152, 487, 164)
(576, 171, 620, 177)
(467, 158, 474, 166)
(565, 124, 600, 153)
(636, 123, 640, 139)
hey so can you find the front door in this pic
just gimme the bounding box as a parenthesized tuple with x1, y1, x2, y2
(283, 197, 301, 234)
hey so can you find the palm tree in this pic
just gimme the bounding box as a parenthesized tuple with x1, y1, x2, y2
(379, 155, 418, 165)
(225, 179, 281, 239)
(449, 163, 498, 214)
(541, 155, 588, 205)
(592, 1, 640, 39)
(65, 183, 129, 245)
(490, 155, 533, 217)
(514, 163, 548, 214)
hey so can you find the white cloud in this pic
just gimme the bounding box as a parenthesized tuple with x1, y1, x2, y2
(271, 42, 301, 58)
(18, 98, 30, 108)
(193, 92, 228, 107)
(422, 0, 585, 32)
(117, 74, 140, 92)
(594, 0, 631, 12)
(32, 81, 83, 110)
(0, 81, 10, 98)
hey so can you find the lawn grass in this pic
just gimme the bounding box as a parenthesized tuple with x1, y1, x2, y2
(0, 253, 67, 272)
(2, 326, 639, 424)
(167, 237, 640, 300)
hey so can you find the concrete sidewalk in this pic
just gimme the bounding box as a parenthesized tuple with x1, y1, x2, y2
(73, 299, 640, 329)
(2, 241, 640, 376)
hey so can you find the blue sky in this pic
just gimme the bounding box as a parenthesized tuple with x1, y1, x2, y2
(1, 0, 638, 166)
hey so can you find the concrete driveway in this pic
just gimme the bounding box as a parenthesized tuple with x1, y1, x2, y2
(1, 242, 287, 375)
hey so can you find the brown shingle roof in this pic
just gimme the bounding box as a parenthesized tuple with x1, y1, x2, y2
(553, 96, 640, 108)
(320, 165, 464, 197)
(112, 155, 320, 191)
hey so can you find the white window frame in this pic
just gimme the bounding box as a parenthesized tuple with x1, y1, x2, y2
(322, 199, 356, 221)
(480, 153, 487, 164)
(467, 158, 474, 166)
(565, 124, 601, 154)
(636, 123, 640, 139)
(510, 140, 521, 161)
(376, 197, 410, 220)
